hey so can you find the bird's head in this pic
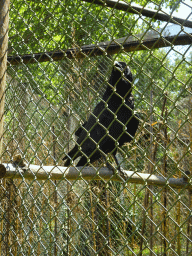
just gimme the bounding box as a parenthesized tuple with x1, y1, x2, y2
(109, 61, 133, 98)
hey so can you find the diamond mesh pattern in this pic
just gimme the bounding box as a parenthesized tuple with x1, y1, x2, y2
(0, 0, 191, 255)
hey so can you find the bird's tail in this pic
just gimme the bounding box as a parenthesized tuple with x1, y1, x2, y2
(63, 158, 72, 167)
(63, 145, 80, 167)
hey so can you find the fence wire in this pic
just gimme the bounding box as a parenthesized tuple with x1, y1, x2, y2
(0, 0, 192, 255)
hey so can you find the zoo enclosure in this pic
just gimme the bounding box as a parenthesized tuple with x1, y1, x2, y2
(0, 0, 192, 255)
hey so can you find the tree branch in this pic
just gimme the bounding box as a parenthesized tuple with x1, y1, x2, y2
(82, 0, 192, 29)
(82, 0, 192, 28)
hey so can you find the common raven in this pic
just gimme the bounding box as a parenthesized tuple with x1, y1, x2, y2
(63, 61, 139, 172)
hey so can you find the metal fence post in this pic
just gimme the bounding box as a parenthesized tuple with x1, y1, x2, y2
(0, 0, 10, 159)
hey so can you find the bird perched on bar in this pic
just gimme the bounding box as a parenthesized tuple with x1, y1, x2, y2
(63, 61, 139, 173)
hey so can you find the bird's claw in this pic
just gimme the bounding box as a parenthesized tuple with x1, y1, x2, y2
(106, 161, 127, 180)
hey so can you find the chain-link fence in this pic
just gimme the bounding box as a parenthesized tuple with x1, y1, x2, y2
(0, 0, 192, 255)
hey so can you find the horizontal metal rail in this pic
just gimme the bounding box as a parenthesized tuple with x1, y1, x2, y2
(7, 32, 192, 65)
(0, 163, 191, 190)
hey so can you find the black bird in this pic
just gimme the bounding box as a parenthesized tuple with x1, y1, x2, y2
(63, 61, 139, 172)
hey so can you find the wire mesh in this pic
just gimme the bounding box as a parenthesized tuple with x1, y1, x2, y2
(0, 0, 192, 255)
